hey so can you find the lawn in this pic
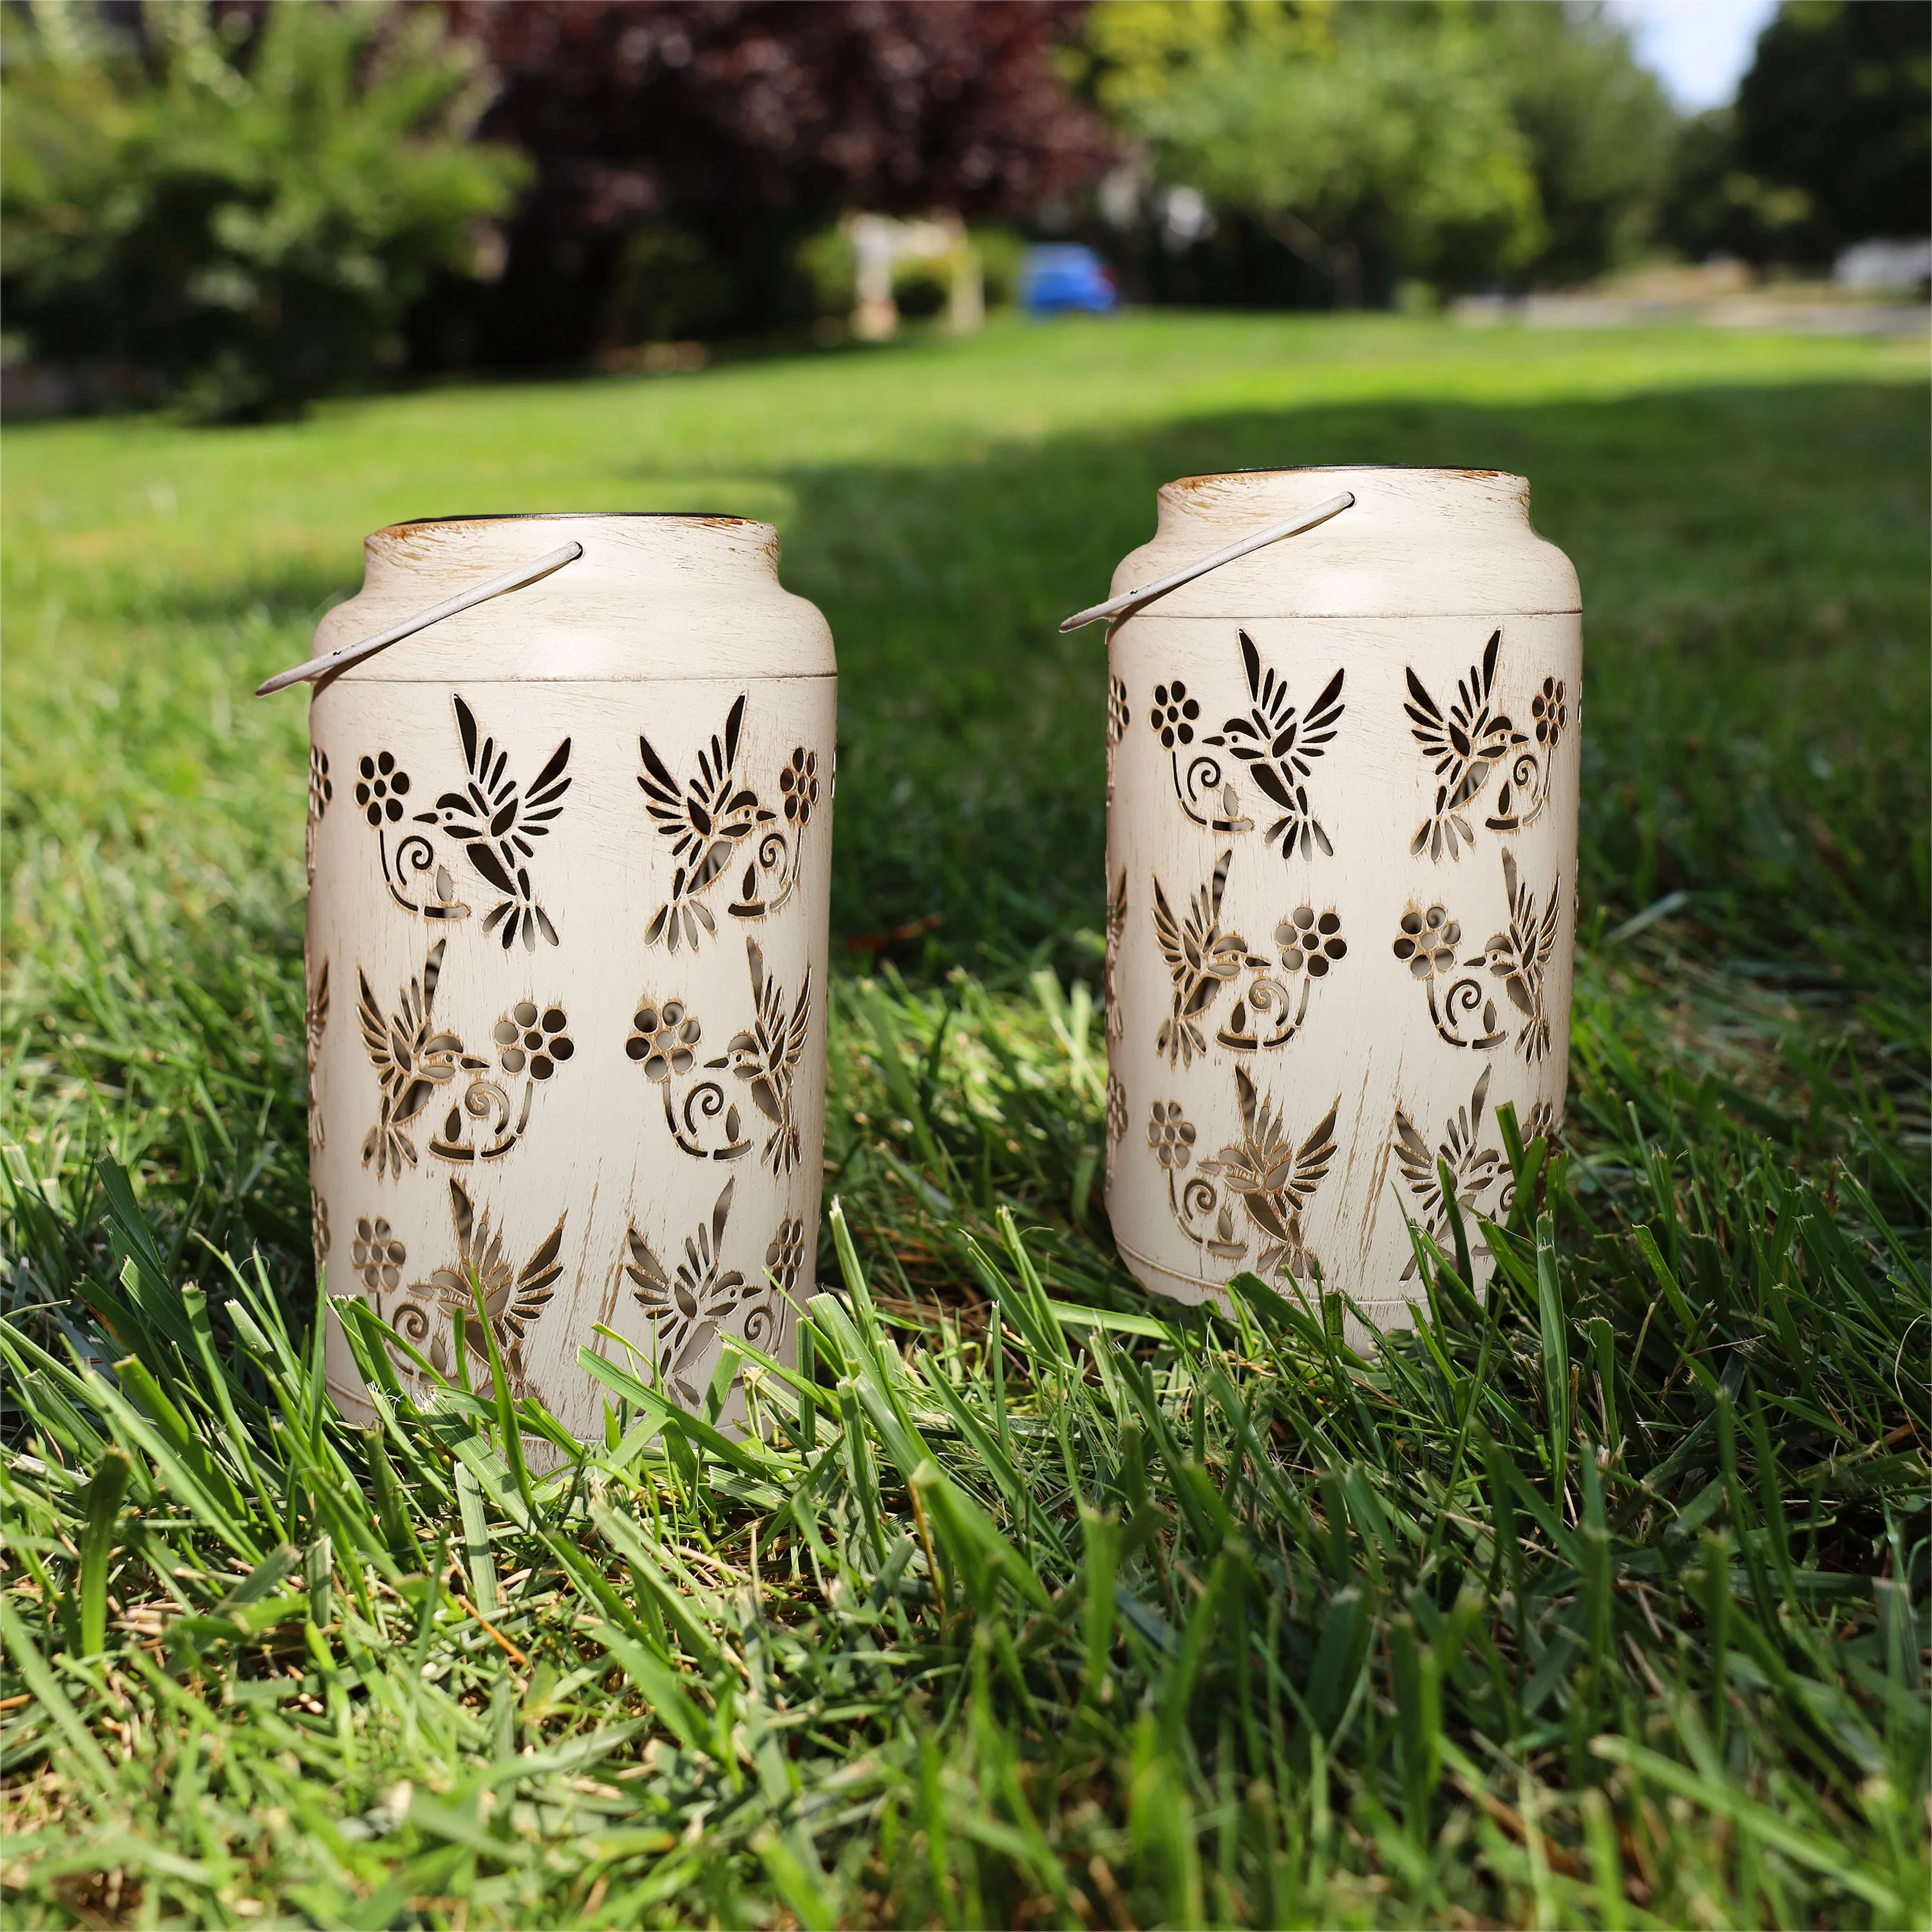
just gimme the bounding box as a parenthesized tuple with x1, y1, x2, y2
(1, 313, 1927, 1927)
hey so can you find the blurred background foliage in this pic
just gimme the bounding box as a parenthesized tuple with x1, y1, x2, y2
(1663, 0, 1932, 269)
(0, 0, 1926, 419)
(1, 0, 527, 421)
(1086, 4, 1549, 307)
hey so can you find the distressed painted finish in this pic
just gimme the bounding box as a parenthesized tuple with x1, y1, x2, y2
(1101, 469, 1581, 1336)
(304, 514, 835, 1441)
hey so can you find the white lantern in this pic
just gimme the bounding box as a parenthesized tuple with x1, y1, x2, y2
(272, 514, 835, 1438)
(1086, 469, 1580, 1337)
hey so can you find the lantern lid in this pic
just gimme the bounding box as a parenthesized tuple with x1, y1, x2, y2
(301, 512, 835, 687)
(1111, 466, 1580, 620)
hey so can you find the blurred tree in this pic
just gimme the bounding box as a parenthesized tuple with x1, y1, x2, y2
(1089, 2, 1542, 305)
(1, 1, 526, 420)
(1479, 2, 1675, 288)
(1657, 105, 1814, 266)
(446, 1, 1112, 363)
(1662, 1, 1929, 267)
(1738, 1, 1929, 250)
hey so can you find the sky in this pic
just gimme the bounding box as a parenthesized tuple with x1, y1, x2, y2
(1604, 0, 1780, 111)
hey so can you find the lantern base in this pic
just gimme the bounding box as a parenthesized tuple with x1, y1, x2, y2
(1113, 1232, 1416, 1355)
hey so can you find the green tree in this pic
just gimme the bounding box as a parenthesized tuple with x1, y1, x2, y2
(1083, 2, 1678, 301)
(2, 1, 527, 420)
(1481, 1, 1676, 287)
(1663, 1, 1929, 267)
(1099, 3, 1542, 304)
(1737, 0, 1929, 250)
(1657, 105, 1814, 266)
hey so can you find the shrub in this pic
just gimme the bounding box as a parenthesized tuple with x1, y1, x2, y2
(601, 222, 736, 345)
(889, 259, 950, 321)
(795, 223, 858, 318)
(1, 1, 527, 421)
(971, 224, 1027, 307)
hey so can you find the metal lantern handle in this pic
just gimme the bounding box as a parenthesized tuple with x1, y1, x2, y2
(255, 541, 584, 697)
(1057, 490, 1354, 634)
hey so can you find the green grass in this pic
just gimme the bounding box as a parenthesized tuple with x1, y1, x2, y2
(2, 313, 1927, 1927)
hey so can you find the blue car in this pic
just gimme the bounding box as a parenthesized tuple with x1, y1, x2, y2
(1018, 245, 1119, 316)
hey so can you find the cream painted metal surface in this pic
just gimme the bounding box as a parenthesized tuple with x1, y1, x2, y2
(297, 513, 835, 1440)
(1095, 469, 1580, 1338)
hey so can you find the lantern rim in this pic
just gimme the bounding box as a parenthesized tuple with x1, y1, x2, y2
(383, 511, 759, 531)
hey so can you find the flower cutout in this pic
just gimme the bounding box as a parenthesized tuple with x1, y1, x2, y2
(493, 1000, 574, 1079)
(308, 746, 333, 818)
(1106, 1072, 1128, 1146)
(352, 1216, 406, 1295)
(355, 751, 411, 826)
(1276, 905, 1347, 977)
(1393, 905, 1460, 979)
(1150, 680, 1200, 749)
(780, 748, 819, 828)
(1107, 674, 1131, 748)
(1532, 676, 1567, 750)
(765, 1218, 807, 1295)
(1148, 1100, 1196, 1171)
(625, 999, 701, 1081)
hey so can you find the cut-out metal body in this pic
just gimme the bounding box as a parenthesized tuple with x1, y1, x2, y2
(1095, 468, 1580, 1339)
(294, 513, 835, 1441)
